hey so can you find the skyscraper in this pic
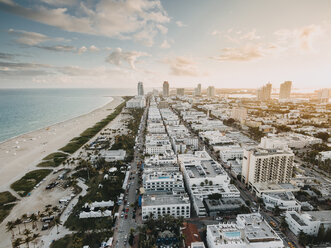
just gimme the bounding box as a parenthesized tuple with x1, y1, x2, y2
(163, 81, 169, 97)
(196, 83, 201, 96)
(176, 88, 185, 96)
(137, 81, 144, 96)
(279, 81, 292, 99)
(317, 88, 330, 103)
(257, 83, 272, 101)
(207, 86, 215, 98)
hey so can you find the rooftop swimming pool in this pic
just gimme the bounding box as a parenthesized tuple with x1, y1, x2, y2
(224, 231, 241, 238)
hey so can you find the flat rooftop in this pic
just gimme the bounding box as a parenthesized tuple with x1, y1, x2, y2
(142, 194, 190, 206)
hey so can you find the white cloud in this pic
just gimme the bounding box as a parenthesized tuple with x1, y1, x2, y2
(1, 0, 170, 46)
(36, 45, 76, 52)
(106, 48, 149, 70)
(164, 56, 200, 76)
(89, 45, 99, 52)
(160, 40, 171, 49)
(176, 21, 186, 27)
(78, 46, 87, 54)
(274, 24, 323, 52)
(211, 44, 273, 62)
(8, 29, 50, 45)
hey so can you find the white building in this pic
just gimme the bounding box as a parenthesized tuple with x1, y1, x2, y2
(260, 133, 322, 149)
(143, 171, 184, 192)
(285, 211, 331, 236)
(318, 151, 331, 161)
(138, 81, 144, 96)
(126, 96, 146, 108)
(207, 86, 216, 98)
(262, 192, 301, 211)
(178, 151, 236, 216)
(94, 149, 126, 162)
(141, 194, 190, 221)
(207, 213, 284, 248)
(231, 107, 247, 122)
(214, 145, 244, 161)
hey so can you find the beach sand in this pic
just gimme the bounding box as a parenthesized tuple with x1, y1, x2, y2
(0, 96, 123, 192)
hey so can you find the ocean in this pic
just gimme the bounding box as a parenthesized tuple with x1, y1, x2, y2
(0, 88, 136, 143)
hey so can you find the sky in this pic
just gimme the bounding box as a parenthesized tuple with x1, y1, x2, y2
(0, 0, 330, 89)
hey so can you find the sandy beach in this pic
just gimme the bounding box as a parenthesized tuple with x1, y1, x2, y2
(0, 96, 123, 192)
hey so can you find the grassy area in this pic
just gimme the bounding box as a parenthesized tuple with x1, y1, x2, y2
(10, 169, 52, 197)
(111, 108, 144, 162)
(60, 100, 127, 154)
(0, 203, 16, 224)
(0, 191, 17, 205)
(0, 191, 17, 223)
(37, 152, 69, 167)
(50, 231, 112, 248)
(65, 162, 125, 231)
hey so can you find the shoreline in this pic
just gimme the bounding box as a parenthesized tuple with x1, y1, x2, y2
(0, 96, 124, 192)
(0, 96, 113, 145)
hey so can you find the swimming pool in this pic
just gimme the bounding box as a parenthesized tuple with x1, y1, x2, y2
(224, 231, 241, 238)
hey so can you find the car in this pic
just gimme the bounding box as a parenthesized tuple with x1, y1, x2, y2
(125, 214, 128, 219)
(216, 217, 222, 220)
(121, 212, 124, 218)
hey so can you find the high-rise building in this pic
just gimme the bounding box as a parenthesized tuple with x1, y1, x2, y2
(279, 81, 292, 99)
(231, 107, 247, 122)
(317, 88, 330, 103)
(137, 81, 144, 96)
(163, 81, 169, 97)
(242, 147, 294, 187)
(176, 88, 185, 96)
(257, 83, 272, 101)
(194, 83, 202, 96)
(207, 86, 215, 98)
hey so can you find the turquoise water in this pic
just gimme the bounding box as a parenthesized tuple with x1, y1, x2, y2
(0, 88, 136, 142)
(224, 231, 241, 238)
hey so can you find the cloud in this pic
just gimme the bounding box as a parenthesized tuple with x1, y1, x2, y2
(164, 56, 200, 76)
(78, 46, 87, 54)
(274, 24, 323, 52)
(106, 48, 149, 70)
(8, 28, 69, 46)
(39, 0, 77, 6)
(176, 21, 186, 27)
(8, 29, 50, 45)
(36, 45, 76, 52)
(211, 44, 267, 62)
(0, 61, 53, 77)
(0, 0, 170, 46)
(0, 52, 18, 60)
(160, 40, 171, 49)
(89, 45, 99, 52)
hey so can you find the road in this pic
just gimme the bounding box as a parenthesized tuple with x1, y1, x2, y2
(113, 103, 148, 247)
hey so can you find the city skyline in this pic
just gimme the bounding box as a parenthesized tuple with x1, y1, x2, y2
(0, 0, 331, 89)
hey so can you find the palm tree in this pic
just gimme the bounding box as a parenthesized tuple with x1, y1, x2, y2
(12, 237, 22, 248)
(53, 216, 62, 234)
(31, 233, 41, 248)
(24, 235, 32, 248)
(14, 218, 22, 234)
(29, 214, 37, 230)
(6, 221, 15, 239)
(21, 214, 28, 229)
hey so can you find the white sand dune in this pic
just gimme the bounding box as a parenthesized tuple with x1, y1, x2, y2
(0, 96, 123, 192)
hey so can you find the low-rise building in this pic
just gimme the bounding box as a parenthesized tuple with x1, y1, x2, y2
(206, 213, 284, 248)
(262, 192, 301, 211)
(141, 193, 190, 221)
(285, 211, 331, 236)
